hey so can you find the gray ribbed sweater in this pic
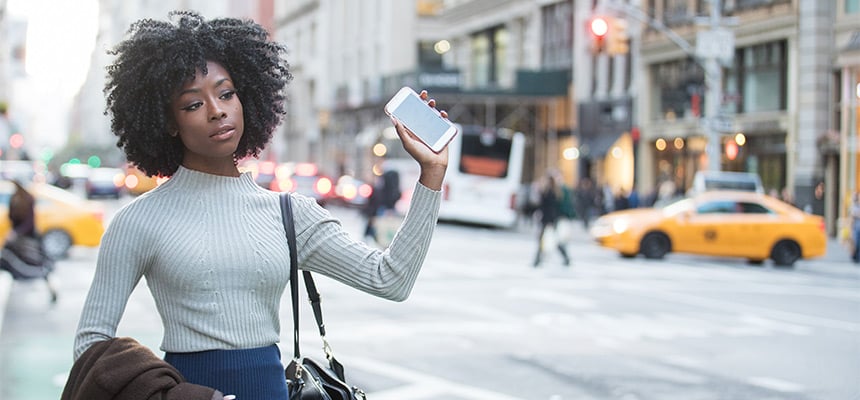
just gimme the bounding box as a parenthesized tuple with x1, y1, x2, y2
(73, 166, 440, 359)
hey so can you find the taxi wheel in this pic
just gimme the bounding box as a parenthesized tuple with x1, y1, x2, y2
(771, 240, 800, 267)
(42, 230, 73, 260)
(640, 232, 670, 259)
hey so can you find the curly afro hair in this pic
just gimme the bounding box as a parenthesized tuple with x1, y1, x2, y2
(105, 10, 292, 177)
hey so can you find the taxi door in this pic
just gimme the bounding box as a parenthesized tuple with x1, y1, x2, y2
(674, 200, 747, 257)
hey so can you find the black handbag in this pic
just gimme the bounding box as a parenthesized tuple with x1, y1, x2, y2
(280, 193, 367, 400)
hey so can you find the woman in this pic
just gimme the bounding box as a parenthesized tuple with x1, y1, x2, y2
(532, 172, 570, 267)
(72, 11, 449, 399)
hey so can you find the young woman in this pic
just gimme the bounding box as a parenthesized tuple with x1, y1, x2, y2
(73, 11, 449, 399)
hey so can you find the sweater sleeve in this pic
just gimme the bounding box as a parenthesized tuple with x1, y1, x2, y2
(73, 207, 148, 360)
(293, 182, 441, 301)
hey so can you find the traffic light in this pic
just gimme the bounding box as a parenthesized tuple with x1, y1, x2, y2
(607, 17, 630, 55)
(589, 17, 609, 54)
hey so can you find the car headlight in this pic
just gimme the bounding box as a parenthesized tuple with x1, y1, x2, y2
(612, 219, 629, 234)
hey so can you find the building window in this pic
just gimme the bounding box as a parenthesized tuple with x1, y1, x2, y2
(847, 0, 860, 13)
(470, 25, 508, 88)
(664, 0, 691, 27)
(651, 59, 705, 120)
(541, 0, 573, 69)
(725, 41, 787, 113)
(418, 41, 444, 70)
(471, 34, 490, 87)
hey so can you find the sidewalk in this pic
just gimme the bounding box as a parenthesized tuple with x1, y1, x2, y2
(823, 236, 853, 264)
(0, 270, 11, 335)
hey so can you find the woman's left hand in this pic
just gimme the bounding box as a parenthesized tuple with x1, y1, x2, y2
(391, 89, 450, 191)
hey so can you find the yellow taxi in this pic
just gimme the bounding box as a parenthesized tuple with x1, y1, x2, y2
(0, 180, 105, 259)
(589, 190, 827, 267)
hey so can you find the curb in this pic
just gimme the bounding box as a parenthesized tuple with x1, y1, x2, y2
(0, 271, 12, 335)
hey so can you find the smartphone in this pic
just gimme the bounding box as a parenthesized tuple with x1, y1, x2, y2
(384, 86, 458, 153)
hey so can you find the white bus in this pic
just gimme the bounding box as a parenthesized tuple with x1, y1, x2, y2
(383, 125, 525, 228)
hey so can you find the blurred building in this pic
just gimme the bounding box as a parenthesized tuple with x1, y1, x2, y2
(0, 6, 29, 158)
(275, 0, 574, 184)
(52, 0, 860, 235)
(635, 0, 859, 235)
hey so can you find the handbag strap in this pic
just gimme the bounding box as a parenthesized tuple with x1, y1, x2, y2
(280, 193, 330, 360)
(280, 192, 302, 360)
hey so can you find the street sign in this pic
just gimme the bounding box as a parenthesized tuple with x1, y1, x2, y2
(696, 28, 735, 63)
(708, 115, 734, 133)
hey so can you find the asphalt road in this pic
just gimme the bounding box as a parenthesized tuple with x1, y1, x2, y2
(1, 202, 859, 400)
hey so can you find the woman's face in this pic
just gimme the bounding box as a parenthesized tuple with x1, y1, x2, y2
(170, 60, 244, 173)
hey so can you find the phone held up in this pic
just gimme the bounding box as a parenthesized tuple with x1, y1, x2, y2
(384, 86, 458, 153)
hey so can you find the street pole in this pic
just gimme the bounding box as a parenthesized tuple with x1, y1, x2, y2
(703, 0, 724, 172)
(608, 0, 735, 172)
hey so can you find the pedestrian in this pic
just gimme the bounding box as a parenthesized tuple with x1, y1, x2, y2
(613, 188, 630, 211)
(69, 11, 450, 400)
(1, 180, 58, 302)
(361, 169, 401, 244)
(627, 185, 640, 208)
(851, 192, 860, 263)
(361, 173, 384, 242)
(533, 172, 571, 267)
(575, 177, 596, 230)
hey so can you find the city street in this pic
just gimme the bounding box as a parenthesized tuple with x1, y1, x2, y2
(1, 199, 859, 400)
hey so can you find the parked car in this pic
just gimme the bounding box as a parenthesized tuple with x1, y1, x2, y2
(0, 180, 105, 259)
(589, 190, 826, 267)
(270, 162, 334, 206)
(86, 167, 126, 199)
(333, 175, 373, 208)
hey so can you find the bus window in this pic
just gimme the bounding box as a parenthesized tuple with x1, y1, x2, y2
(459, 132, 512, 178)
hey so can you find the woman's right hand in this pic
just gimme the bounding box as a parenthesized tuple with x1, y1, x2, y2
(390, 89, 450, 191)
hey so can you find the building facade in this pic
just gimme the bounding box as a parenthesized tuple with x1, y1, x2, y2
(637, 0, 860, 235)
(271, 0, 857, 235)
(274, 0, 575, 185)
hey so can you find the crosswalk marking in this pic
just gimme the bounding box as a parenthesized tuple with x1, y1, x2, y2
(747, 376, 806, 393)
(344, 355, 528, 400)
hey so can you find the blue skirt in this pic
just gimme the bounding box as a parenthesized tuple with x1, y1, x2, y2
(165, 344, 289, 400)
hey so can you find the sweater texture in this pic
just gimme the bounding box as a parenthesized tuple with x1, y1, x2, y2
(74, 166, 440, 359)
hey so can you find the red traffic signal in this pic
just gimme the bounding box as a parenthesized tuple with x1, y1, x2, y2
(590, 17, 609, 38)
(589, 17, 609, 53)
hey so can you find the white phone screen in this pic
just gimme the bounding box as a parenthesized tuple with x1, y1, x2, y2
(390, 92, 451, 145)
